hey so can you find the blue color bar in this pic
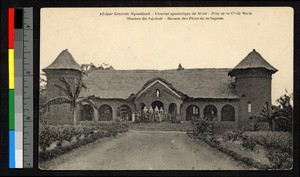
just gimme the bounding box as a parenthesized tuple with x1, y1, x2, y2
(9, 130, 15, 168)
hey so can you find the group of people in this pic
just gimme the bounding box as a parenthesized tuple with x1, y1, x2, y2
(134, 106, 180, 123)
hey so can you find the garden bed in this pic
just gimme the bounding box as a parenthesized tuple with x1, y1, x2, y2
(220, 140, 270, 166)
(192, 130, 293, 170)
(39, 122, 128, 162)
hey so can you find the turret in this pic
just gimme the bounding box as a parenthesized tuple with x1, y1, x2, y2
(42, 49, 82, 124)
(229, 49, 278, 128)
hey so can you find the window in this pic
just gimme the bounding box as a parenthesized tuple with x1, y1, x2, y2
(156, 89, 160, 97)
(193, 106, 199, 114)
(247, 101, 251, 113)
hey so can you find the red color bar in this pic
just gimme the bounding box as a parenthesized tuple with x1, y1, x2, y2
(8, 8, 14, 49)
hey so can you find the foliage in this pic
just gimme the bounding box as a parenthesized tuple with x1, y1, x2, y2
(193, 134, 270, 169)
(168, 112, 181, 123)
(222, 129, 245, 142)
(241, 136, 258, 151)
(136, 111, 154, 123)
(274, 91, 293, 132)
(248, 117, 260, 131)
(40, 76, 49, 122)
(191, 116, 200, 123)
(42, 76, 95, 125)
(39, 131, 112, 162)
(265, 148, 293, 169)
(259, 91, 293, 132)
(39, 122, 128, 153)
(194, 128, 292, 169)
(192, 117, 215, 136)
(249, 121, 260, 131)
(241, 131, 293, 169)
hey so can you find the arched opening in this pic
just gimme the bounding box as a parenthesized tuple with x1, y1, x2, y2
(221, 105, 235, 121)
(98, 104, 113, 121)
(81, 105, 94, 121)
(186, 105, 199, 121)
(140, 103, 146, 113)
(117, 105, 132, 121)
(151, 101, 164, 110)
(204, 105, 217, 120)
(169, 103, 177, 114)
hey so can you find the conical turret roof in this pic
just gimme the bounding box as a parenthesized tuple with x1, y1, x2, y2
(229, 49, 277, 76)
(42, 49, 82, 72)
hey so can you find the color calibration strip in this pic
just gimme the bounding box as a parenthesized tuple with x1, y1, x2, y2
(8, 7, 34, 169)
(8, 7, 16, 169)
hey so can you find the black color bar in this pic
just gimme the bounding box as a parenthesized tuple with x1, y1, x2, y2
(14, 8, 23, 29)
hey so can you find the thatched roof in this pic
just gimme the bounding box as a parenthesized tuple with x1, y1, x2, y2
(42, 49, 82, 72)
(229, 49, 278, 76)
(80, 69, 238, 100)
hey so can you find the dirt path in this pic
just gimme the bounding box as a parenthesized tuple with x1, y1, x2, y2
(39, 131, 252, 170)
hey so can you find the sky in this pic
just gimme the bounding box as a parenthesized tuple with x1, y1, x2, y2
(40, 7, 293, 104)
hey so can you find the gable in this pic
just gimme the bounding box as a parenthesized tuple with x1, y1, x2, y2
(135, 79, 182, 100)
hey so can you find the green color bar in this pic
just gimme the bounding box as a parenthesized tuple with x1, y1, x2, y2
(9, 89, 15, 130)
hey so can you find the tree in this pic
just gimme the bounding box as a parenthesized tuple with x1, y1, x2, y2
(42, 75, 95, 125)
(260, 91, 293, 132)
(274, 91, 293, 132)
(39, 76, 48, 123)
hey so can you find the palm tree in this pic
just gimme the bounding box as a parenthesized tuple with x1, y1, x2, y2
(43, 75, 95, 125)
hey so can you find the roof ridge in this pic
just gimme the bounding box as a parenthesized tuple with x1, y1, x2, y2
(88, 68, 232, 72)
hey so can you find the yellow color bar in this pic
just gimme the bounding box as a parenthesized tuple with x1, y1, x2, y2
(9, 49, 14, 89)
